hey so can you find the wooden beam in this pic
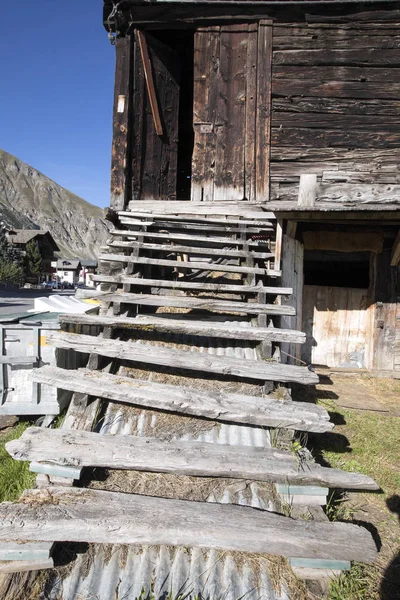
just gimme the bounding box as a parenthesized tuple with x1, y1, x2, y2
(97, 292, 294, 315)
(120, 211, 274, 227)
(99, 253, 281, 277)
(32, 366, 330, 433)
(110, 229, 266, 246)
(137, 31, 163, 136)
(59, 313, 305, 344)
(119, 216, 273, 233)
(92, 274, 292, 295)
(125, 201, 274, 218)
(8, 427, 378, 490)
(390, 229, 400, 266)
(108, 240, 274, 260)
(47, 332, 319, 384)
(0, 487, 377, 562)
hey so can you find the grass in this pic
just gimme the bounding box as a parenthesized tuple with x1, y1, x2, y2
(310, 393, 400, 600)
(0, 421, 35, 503)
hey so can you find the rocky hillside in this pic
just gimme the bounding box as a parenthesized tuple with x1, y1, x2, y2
(0, 149, 109, 259)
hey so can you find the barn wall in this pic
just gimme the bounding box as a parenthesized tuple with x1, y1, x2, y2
(270, 8, 400, 207)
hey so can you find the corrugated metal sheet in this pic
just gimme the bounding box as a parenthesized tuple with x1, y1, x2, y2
(47, 324, 293, 600)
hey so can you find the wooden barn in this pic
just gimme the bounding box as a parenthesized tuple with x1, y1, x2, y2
(104, 0, 400, 376)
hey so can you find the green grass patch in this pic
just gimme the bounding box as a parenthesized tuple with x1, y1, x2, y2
(0, 422, 35, 502)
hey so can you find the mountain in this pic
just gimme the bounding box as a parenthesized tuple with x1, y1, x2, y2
(0, 149, 110, 259)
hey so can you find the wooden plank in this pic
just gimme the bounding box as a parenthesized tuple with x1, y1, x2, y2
(256, 20, 272, 201)
(120, 211, 274, 226)
(99, 253, 281, 277)
(272, 111, 400, 129)
(214, 24, 247, 201)
(47, 332, 319, 385)
(108, 240, 274, 259)
(272, 65, 400, 83)
(96, 293, 294, 315)
(273, 48, 400, 67)
(272, 80, 400, 101)
(0, 356, 37, 365)
(0, 558, 54, 574)
(390, 229, 400, 266)
(92, 274, 292, 295)
(272, 96, 400, 116)
(244, 23, 258, 201)
(110, 35, 132, 211)
(125, 201, 274, 218)
(32, 366, 331, 433)
(0, 487, 377, 562)
(0, 542, 53, 562)
(298, 174, 317, 208)
(192, 26, 220, 202)
(8, 427, 378, 490)
(59, 313, 305, 343)
(273, 32, 400, 50)
(137, 31, 163, 136)
(271, 127, 400, 149)
(110, 229, 268, 246)
(119, 216, 273, 233)
(274, 219, 283, 271)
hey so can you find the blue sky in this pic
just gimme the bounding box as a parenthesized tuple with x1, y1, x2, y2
(0, 1, 115, 208)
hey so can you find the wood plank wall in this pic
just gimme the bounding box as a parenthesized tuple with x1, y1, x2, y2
(270, 9, 400, 207)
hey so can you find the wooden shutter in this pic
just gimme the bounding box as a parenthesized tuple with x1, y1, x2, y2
(192, 21, 272, 203)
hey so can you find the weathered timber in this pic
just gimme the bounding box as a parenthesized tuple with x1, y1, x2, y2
(256, 20, 272, 201)
(271, 128, 400, 149)
(272, 80, 400, 101)
(108, 240, 274, 259)
(0, 487, 377, 562)
(110, 35, 132, 211)
(273, 49, 400, 67)
(58, 313, 305, 344)
(125, 201, 273, 217)
(0, 558, 54, 574)
(273, 65, 400, 83)
(390, 230, 400, 266)
(96, 293, 294, 315)
(120, 214, 274, 227)
(298, 174, 317, 208)
(272, 97, 400, 116)
(47, 332, 319, 384)
(91, 275, 292, 295)
(99, 253, 281, 277)
(272, 112, 400, 129)
(137, 31, 163, 136)
(32, 365, 328, 432)
(119, 217, 273, 233)
(110, 229, 268, 246)
(8, 427, 378, 491)
(273, 33, 400, 50)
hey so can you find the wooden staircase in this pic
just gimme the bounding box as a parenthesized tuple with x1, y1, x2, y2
(0, 202, 379, 581)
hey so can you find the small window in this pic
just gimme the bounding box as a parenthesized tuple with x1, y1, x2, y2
(304, 250, 370, 288)
(64, 272, 69, 276)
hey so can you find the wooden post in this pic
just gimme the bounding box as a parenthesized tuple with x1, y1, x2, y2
(110, 35, 133, 211)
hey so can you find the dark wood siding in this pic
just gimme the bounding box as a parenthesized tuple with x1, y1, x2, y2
(270, 10, 400, 207)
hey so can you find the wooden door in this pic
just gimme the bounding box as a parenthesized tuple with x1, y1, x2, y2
(192, 21, 272, 202)
(131, 31, 180, 201)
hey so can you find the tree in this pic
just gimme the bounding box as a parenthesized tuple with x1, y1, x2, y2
(24, 240, 43, 284)
(0, 230, 23, 285)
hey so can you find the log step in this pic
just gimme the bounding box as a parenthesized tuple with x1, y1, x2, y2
(108, 240, 274, 259)
(32, 366, 330, 432)
(46, 332, 319, 385)
(110, 229, 270, 247)
(59, 313, 305, 344)
(99, 253, 281, 277)
(124, 202, 275, 219)
(91, 274, 292, 295)
(7, 427, 378, 491)
(0, 487, 377, 563)
(97, 293, 293, 316)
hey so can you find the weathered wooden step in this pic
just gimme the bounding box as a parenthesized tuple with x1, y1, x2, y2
(124, 202, 275, 218)
(47, 332, 319, 384)
(99, 253, 281, 277)
(92, 274, 292, 295)
(97, 293, 293, 316)
(119, 217, 272, 234)
(0, 487, 377, 563)
(7, 427, 378, 491)
(108, 240, 274, 259)
(119, 214, 274, 227)
(32, 366, 329, 432)
(59, 313, 305, 344)
(110, 229, 269, 247)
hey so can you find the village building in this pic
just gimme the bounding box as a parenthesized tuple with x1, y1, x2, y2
(6, 229, 59, 282)
(79, 259, 98, 287)
(56, 259, 81, 287)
